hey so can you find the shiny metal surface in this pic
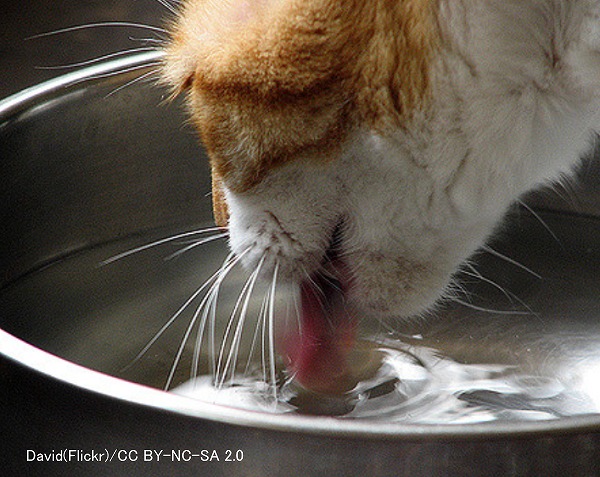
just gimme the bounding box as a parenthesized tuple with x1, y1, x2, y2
(1, 55, 600, 476)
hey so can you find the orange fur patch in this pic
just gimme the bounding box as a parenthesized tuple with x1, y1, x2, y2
(353, 0, 439, 131)
(211, 169, 230, 227)
(164, 0, 439, 211)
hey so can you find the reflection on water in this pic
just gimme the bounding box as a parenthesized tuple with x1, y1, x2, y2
(174, 338, 600, 423)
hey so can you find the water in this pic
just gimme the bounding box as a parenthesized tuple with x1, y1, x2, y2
(173, 338, 598, 423)
(2, 220, 600, 424)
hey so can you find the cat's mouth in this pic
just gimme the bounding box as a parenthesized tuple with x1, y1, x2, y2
(281, 231, 362, 395)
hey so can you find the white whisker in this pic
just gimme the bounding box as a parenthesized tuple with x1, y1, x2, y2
(215, 260, 256, 386)
(26, 22, 168, 41)
(102, 226, 227, 265)
(259, 279, 272, 384)
(480, 245, 542, 279)
(121, 274, 217, 373)
(517, 200, 562, 246)
(164, 293, 211, 390)
(228, 257, 265, 380)
(164, 232, 229, 260)
(462, 263, 512, 301)
(292, 284, 302, 335)
(208, 273, 221, 378)
(165, 249, 247, 388)
(453, 298, 533, 316)
(128, 36, 166, 45)
(301, 266, 328, 317)
(315, 267, 343, 294)
(244, 272, 269, 377)
(209, 251, 243, 374)
(462, 263, 535, 314)
(164, 258, 234, 390)
(35, 47, 159, 70)
(190, 286, 216, 382)
(156, 0, 180, 14)
(218, 256, 265, 387)
(69, 61, 163, 86)
(268, 262, 280, 398)
(208, 250, 249, 378)
(121, 249, 240, 373)
(104, 69, 161, 98)
(191, 280, 220, 381)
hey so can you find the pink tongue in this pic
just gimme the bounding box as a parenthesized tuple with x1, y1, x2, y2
(283, 268, 357, 395)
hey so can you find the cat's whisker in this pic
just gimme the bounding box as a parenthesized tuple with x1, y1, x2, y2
(452, 298, 533, 316)
(155, 0, 180, 15)
(121, 250, 239, 373)
(207, 269, 221, 379)
(164, 232, 229, 261)
(217, 256, 265, 387)
(462, 263, 512, 301)
(259, 266, 278, 387)
(70, 61, 163, 86)
(303, 268, 338, 331)
(190, 282, 219, 382)
(301, 266, 328, 309)
(34, 47, 159, 71)
(50, 61, 163, 96)
(517, 200, 562, 246)
(250, 279, 271, 384)
(104, 69, 161, 98)
(26, 22, 168, 41)
(164, 283, 217, 390)
(243, 280, 266, 377)
(314, 261, 344, 294)
(445, 279, 471, 304)
(164, 252, 240, 390)
(214, 255, 260, 385)
(230, 257, 266, 379)
(461, 263, 535, 314)
(128, 37, 166, 45)
(215, 283, 250, 387)
(291, 283, 302, 337)
(268, 261, 280, 398)
(102, 226, 228, 265)
(121, 273, 217, 373)
(550, 175, 581, 211)
(480, 245, 542, 279)
(207, 250, 248, 379)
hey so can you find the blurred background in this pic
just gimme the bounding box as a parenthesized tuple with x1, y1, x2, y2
(1, 0, 166, 99)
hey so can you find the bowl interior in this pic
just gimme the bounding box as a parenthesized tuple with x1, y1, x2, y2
(2, 56, 600, 428)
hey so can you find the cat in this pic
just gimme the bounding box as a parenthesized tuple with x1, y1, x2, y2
(161, 0, 600, 391)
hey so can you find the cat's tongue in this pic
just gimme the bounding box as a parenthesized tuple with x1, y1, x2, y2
(282, 265, 358, 395)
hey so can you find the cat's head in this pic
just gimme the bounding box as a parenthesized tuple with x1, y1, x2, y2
(162, 0, 484, 321)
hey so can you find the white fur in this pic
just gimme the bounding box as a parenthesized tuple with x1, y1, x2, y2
(226, 0, 600, 319)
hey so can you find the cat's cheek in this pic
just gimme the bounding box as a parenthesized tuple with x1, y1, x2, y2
(344, 250, 452, 319)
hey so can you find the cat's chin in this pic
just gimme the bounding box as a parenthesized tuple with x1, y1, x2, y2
(341, 250, 452, 320)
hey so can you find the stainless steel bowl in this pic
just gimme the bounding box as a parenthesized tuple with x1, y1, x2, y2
(2, 53, 600, 476)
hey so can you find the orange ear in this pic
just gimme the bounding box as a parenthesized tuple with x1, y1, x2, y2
(211, 170, 230, 228)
